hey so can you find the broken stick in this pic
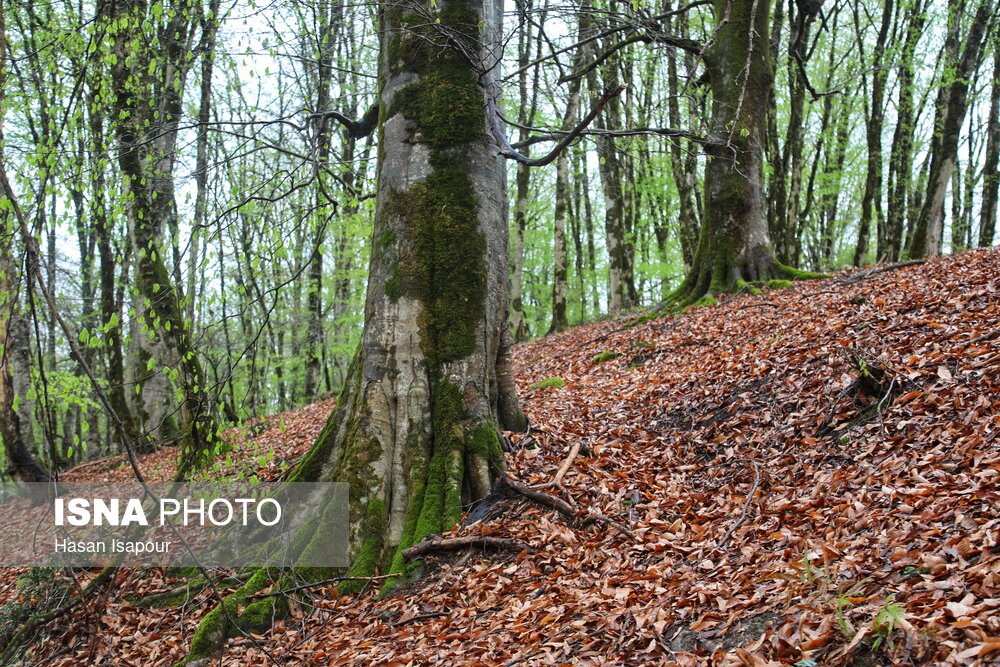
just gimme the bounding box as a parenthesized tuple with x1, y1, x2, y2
(403, 535, 529, 560)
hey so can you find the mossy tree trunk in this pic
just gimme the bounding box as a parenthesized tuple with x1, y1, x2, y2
(676, 0, 778, 300)
(297, 0, 527, 583)
(107, 0, 221, 478)
(673, 0, 823, 305)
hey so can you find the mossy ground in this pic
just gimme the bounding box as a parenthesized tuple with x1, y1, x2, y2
(593, 350, 621, 364)
(528, 376, 566, 390)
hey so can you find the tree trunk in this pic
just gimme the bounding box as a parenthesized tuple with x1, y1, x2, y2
(0, 5, 50, 482)
(908, 0, 993, 258)
(852, 0, 893, 266)
(296, 0, 526, 580)
(510, 3, 543, 342)
(678, 0, 810, 300)
(107, 0, 221, 478)
(667, 15, 700, 269)
(584, 7, 637, 313)
(886, 0, 926, 261)
(981, 41, 1000, 248)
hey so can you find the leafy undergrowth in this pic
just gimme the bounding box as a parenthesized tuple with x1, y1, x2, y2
(13, 250, 1000, 665)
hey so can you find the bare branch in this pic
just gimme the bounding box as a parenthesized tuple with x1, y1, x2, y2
(488, 84, 627, 167)
(309, 102, 379, 139)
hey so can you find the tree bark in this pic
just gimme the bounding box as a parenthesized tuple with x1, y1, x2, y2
(908, 0, 993, 258)
(107, 0, 221, 478)
(0, 4, 51, 482)
(886, 0, 926, 261)
(510, 1, 543, 342)
(677, 0, 810, 300)
(852, 0, 893, 266)
(981, 40, 1000, 248)
(292, 0, 527, 582)
(584, 5, 637, 313)
(667, 14, 700, 269)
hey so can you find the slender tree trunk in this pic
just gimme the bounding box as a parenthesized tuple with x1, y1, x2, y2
(584, 7, 637, 312)
(886, 0, 925, 261)
(510, 1, 543, 342)
(853, 0, 893, 266)
(908, 0, 993, 258)
(107, 0, 220, 478)
(667, 15, 699, 268)
(188, 0, 221, 325)
(981, 41, 1000, 248)
(0, 5, 50, 482)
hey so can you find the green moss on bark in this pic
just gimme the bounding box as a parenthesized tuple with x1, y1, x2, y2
(179, 568, 274, 665)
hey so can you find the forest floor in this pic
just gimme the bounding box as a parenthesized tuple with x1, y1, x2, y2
(5, 248, 1000, 666)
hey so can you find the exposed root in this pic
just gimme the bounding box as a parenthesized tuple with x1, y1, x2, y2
(403, 535, 529, 560)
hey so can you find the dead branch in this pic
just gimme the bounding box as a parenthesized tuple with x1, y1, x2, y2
(504, 474, 639, 541)
(393, 611, 451, 626)
(839, 260, 927, 284)
(717, 461, 761, 549)
(403, 535, 529, 560)
(250, 574, 395, 600)
(548, 442, 582, 489)
(488, 84, 626, 167)
(309, 103, 379, 139)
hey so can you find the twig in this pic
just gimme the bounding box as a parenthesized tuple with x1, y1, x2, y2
(250, 574, 395, 600)
(393, 611, 450, 627)
(547, 442, 581, 489)
(967, 328, 999, 345)
(504, 474, 639, 542)
(504, 474, 576, 515)
(488, 84, 627, 167)
(839, 260, 926, 285)
(403, 535, 529, 560)
(718, 461, 761, 549)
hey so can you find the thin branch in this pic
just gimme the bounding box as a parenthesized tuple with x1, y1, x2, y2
(309, 102, 379, 139)
(489, 84, 627, 167)
(717, 461, 761, 549)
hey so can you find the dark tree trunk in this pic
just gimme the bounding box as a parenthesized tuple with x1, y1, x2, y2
(510, 1, 543, 342)
(853, 0, 893, 266)
(981, 41, 1000, 248)
(667, 15, 700, 269)
(886, 0, 926, 261)
(303, 1, 339, 399)
(678, 0, 812, 300)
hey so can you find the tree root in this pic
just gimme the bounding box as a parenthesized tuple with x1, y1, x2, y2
(839, 260, 926, 285)
(403, 535, 529, 560)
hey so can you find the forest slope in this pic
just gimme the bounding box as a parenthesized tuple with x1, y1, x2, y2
(16, 248, 1000, 665)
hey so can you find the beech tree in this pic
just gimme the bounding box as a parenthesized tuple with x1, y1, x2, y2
(675, 0, 818, 303)
(105, 0, 223, 478)
(907, 0, 994, 258)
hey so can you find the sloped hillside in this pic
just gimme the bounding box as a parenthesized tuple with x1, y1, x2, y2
(21, 249, 1000, 666)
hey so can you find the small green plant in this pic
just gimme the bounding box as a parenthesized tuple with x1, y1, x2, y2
(870, 595, 907, 650)
(592, 350, 620, 364)
(766, 279, 793, 290)
(834, 585, 865, 637)
(528, 376, 566, 390)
